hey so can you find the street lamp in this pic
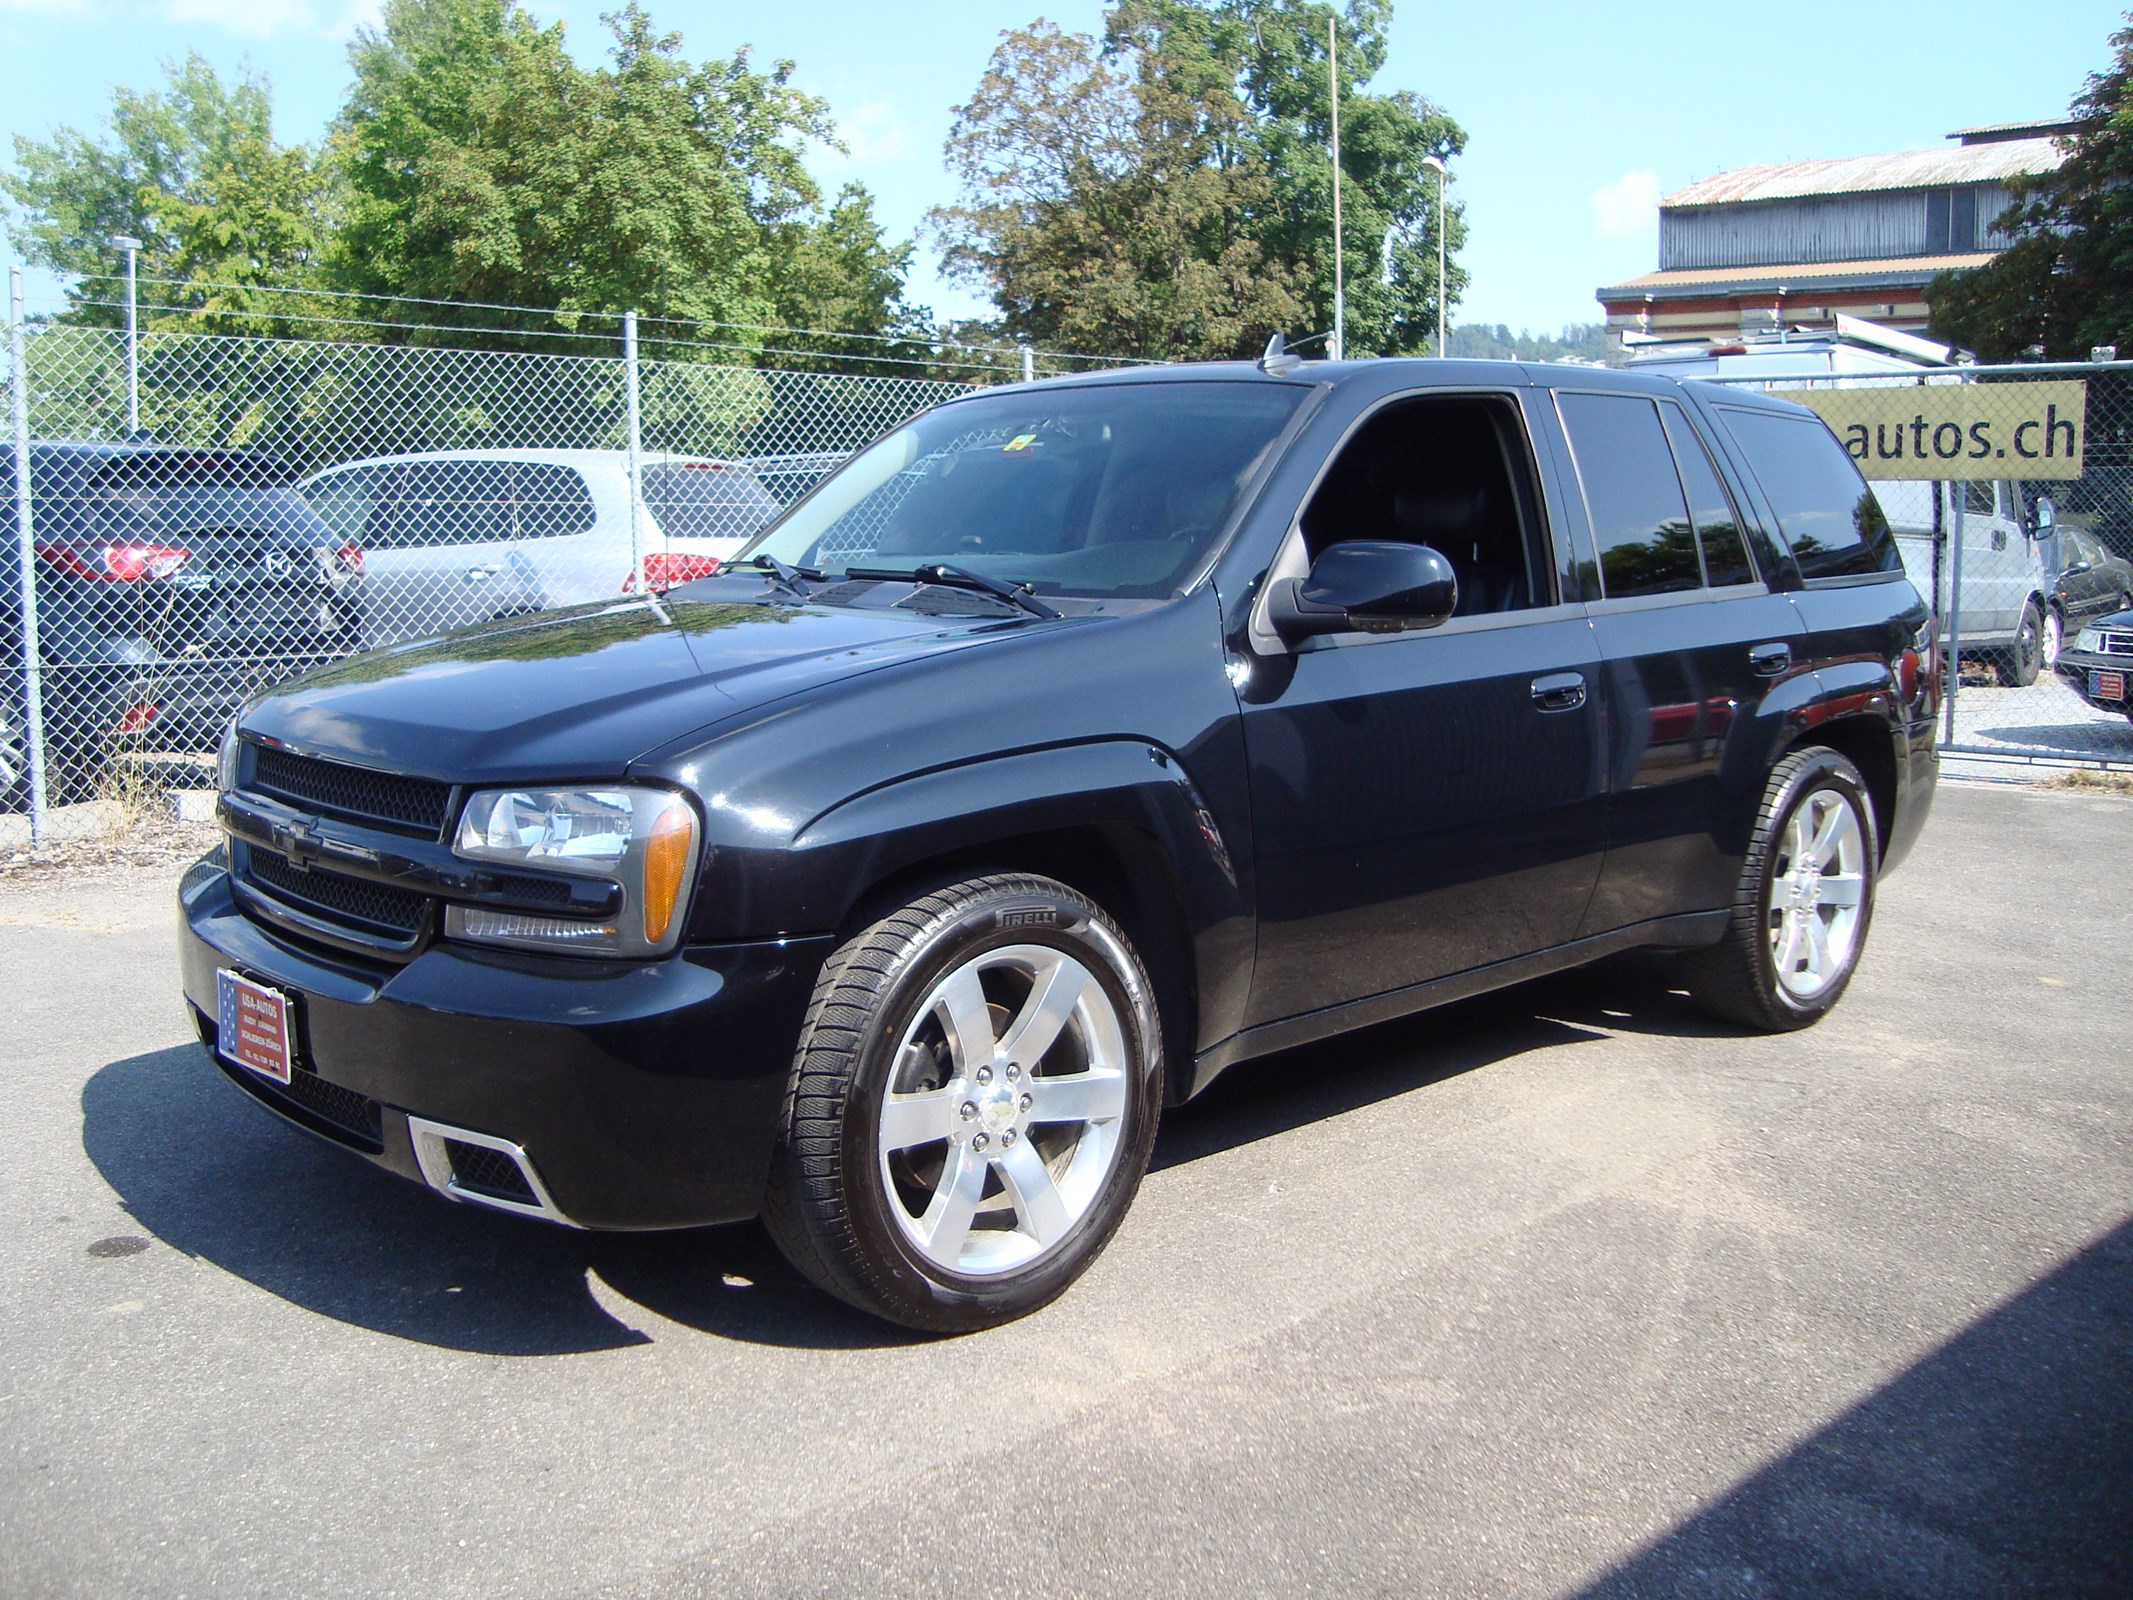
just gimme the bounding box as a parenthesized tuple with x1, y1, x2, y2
(1421, 157, 1448, 358)
(111, 234, 142, 435)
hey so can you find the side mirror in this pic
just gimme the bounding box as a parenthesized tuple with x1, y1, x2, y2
(1267, 541, 1458, 642)
(2030, 496, 2057, 538)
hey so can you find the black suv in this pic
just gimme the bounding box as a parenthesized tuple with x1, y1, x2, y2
(179, 359, 1937, 1331)
(3, 442, 353, 804)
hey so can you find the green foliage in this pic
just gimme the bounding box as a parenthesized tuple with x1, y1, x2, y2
(1928, 15, 2133, 361)
(4, 1, 927, 365)
(1446, 323, 1610, 364)
(930, 0, 1466, 361)
(2, 55, 335, 336)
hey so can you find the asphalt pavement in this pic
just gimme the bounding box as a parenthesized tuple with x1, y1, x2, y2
(2, 780, 2128, 1599)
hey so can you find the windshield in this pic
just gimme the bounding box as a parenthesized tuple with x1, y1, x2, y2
(740, 380, 1306, 599)
(83, 455, 329, 544)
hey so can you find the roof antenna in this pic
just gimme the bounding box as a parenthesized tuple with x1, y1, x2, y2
(1259, 332, 1303, 376)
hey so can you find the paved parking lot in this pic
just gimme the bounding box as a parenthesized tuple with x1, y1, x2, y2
(2, 781, 2128, 1599)
(1946, 670, 2133, 763)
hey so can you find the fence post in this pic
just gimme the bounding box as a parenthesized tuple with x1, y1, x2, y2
(10, 266, 48, 841)
(1943, 485, 1964, 748)
(623, 309, 646, 600)
(1020, 343, 1035, 384)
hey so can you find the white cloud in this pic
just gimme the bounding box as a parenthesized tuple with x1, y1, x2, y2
(163, 0, 316, 36)
(816, 98, 915, 169)
(1590, 169, 1661, 239)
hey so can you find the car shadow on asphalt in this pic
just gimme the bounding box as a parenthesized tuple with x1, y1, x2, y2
(82, 954, 1730, 1355)
(1570, 1216, 2133, 1597)
(1154, 950, 1731, 1170)
(1973, 720, 2133, 755)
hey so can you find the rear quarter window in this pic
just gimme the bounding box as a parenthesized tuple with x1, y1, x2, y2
(1719, 406, 1899, 580)
(642, 464, 779, 541)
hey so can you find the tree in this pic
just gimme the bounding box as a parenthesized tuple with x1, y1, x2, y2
(930, 0, 1466, 362)
(332, 0, 923, 352)
(1927, 15, 2133, 361)
(2, 56, 334, 335)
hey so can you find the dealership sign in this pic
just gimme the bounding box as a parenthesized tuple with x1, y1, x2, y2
(1771, 380, 2087, 480)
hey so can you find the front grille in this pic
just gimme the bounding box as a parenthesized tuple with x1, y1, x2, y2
(279, 1067, 386, 1146)
(491, 872, 576, 907)
(244, 847, 428, 937)
(445, 1140, 537, 1204)
(248, 746, 454, 837)
(2097, 630, 2133, 657)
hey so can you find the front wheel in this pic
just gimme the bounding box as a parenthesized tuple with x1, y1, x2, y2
(1998, 599, 2045, 686)
(2041, 606, 2064, 672)
(763, 873, 1162, 1332)
(1682, 748, 1879, 1032)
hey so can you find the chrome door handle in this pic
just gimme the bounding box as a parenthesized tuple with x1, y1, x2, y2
(466, 565, 499, 580)
(1531, 672, 1587, 712)
(1749, 642, 1791, 677)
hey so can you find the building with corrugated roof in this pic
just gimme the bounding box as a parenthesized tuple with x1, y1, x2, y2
(1596, 121, 2071, 348)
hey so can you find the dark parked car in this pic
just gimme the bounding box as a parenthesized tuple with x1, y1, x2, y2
(2, 442, 354, 802)
(2043, 521, 2133, 670)
(179, 358, 1937, 1330)
(2055, 606, 2133, 723)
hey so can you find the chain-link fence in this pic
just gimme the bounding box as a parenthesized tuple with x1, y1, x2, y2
(10, 285, 2133, 833)
(3, 294, 983, 830)
(1706, 361, 2133, 769)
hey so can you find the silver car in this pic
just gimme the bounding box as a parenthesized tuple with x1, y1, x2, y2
(299, 449, 782, 647)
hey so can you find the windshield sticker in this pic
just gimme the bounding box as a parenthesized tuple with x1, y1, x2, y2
(1002, 434, 1039, 454)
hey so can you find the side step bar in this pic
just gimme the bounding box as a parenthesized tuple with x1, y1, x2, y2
(405, 1116, 582, 1228)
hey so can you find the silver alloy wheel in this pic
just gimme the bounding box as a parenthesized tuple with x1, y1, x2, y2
(876, 943, 1129, 1277)
(1766, 788, 1867, 1001)
(2042, 608, 2063, 671)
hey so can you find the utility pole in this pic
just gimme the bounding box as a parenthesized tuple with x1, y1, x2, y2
(1329, 16, 1344, 362)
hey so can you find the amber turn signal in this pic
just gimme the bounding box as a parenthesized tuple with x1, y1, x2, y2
(642, 798, 697, 946)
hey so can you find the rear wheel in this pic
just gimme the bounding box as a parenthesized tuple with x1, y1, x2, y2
(1682, 748, 1879, 1032)
(763, 873, 1162, 1332)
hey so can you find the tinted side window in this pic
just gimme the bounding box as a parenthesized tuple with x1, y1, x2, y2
(1720, 408, 1898, 580)
(516, 464, 597, 539)
(1659, 404, 1754, 587)
(377, 461, 515, 548)
(1557, 392, 1702, 598)
(303, 464, 387, 542)
(641, 463, 779, 541)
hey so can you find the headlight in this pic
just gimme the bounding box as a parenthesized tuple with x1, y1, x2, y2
(217, 719, 242, 795)
(2073, 625, 2103, 654)
(444, 785, 700, 958)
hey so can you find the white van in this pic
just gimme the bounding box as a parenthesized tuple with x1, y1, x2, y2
(299, 449, 781, 648)
(1626, 321, 2054, 682)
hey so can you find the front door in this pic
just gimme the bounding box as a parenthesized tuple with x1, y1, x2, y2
(1239, 391, 1607, 1027)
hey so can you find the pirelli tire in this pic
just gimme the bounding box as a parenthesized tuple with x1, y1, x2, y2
(762, 873, 1163, 1333)
(1682, 747, 1880, 1033)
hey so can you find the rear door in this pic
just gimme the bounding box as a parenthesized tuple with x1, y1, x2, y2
(1555, 390, 1804, 930)
(361, 460, 536, 645)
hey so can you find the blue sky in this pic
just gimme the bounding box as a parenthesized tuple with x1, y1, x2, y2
(0, 0, 2123, 335)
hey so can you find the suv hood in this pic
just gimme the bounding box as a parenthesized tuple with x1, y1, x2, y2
(241, 594, 1039, 782)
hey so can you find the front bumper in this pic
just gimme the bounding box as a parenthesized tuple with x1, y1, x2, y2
(178, 852, 832, 1230)
(2055, 650, 2133, 718)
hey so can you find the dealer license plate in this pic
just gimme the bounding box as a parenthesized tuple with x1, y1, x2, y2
(217, 969, 293, 1085)
(2092, 669, 2127, 703)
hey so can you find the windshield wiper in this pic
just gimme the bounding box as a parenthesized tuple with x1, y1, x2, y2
(847, 562, 1061, 620)
(736, 552, 823, 599)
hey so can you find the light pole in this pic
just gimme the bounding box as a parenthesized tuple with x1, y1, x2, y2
(111, 234, 142, 434)
(1421, 157, 1447, 357)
